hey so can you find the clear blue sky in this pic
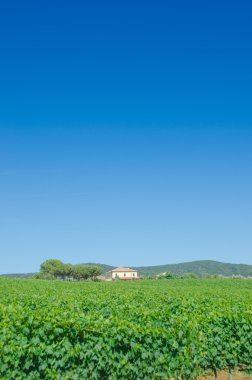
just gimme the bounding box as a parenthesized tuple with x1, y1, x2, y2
(0, 1, 252, 273)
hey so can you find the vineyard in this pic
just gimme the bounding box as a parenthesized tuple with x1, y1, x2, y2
(0, 278, 252, 379)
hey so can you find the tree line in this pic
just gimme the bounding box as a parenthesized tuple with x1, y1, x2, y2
(34, 259, 102, 281)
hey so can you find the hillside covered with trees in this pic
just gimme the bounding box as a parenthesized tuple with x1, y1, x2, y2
(2, 260, 252, 278)
(86, 260, 252, 277)
(136, 260, 252, 277)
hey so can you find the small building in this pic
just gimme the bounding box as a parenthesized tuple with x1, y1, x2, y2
(108, 267, 139, 280)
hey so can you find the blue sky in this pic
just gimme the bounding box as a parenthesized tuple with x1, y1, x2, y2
(0, 1, 252, 273)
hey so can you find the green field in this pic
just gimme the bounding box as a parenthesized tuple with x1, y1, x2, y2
(0, 278, 252, 379)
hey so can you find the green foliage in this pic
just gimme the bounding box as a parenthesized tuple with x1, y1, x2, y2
(82, 263, 115, 274)
(32, 272, 55, 280)
(158, 272, 199, 279)
(71, 264, 102, 281)
(0, 278, 252, 379)
(40, 259, 65, 276)
(39, 259, 102, 281)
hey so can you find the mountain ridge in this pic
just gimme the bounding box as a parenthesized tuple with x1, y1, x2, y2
(134, 260, 252, 277)
(1, 260, 252, 278)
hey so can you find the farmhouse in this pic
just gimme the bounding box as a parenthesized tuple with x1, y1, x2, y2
(108, 267, 139, 280)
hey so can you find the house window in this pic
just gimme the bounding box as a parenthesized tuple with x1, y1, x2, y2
(124, 273, 126, 276)
(133, 273, 135, 276)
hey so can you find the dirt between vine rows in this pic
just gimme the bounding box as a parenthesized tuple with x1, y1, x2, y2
(199, 371, 252, 380)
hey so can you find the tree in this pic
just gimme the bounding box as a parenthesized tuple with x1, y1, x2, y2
(86, 265, 102, 280)
(72, 264, 90, 281)
(70, 264, 102, 281)
(61, 263, 74, 279)
(40, 259, 65, 278)
(38, 260, 102, 281)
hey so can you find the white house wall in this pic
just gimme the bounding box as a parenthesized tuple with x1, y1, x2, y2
(112, 272, 138, 279)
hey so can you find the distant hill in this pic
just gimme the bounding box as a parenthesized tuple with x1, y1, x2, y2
(0, 273, 35, 278)
(77, 260, 252, 277)
(1, 260, 252, 278)
(135, 260, 252, 277)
